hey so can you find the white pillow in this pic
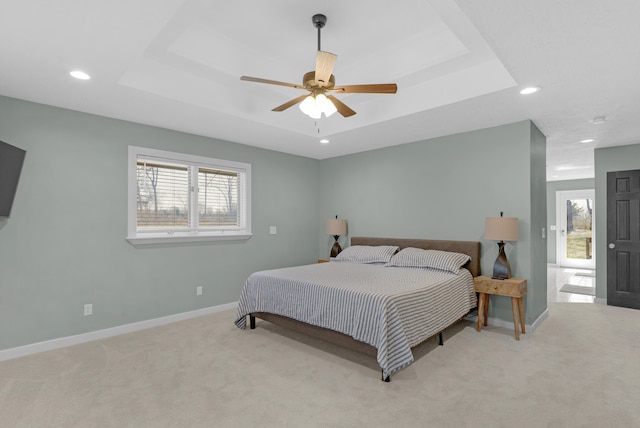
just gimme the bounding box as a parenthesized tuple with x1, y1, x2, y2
(385, 247, 470, 274)
(334, 245, 399, 264)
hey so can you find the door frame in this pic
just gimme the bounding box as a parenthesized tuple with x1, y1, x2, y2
(556, 189, 595, 269)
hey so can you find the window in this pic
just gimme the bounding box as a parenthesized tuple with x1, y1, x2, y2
(127, 146, 251, 245)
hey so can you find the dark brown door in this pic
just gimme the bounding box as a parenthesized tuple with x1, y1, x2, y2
(607, 169, 640, 309)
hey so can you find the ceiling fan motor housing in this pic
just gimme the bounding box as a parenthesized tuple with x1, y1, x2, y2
(312, 14, 327, 29)
(303, 71, 335, 90)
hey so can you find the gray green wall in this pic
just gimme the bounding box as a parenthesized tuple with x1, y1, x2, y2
(0, 95, 319, 351)
(0, 95, 547, 353)
(528, 124, 548, 322)
(546, 178, 595, 263)
(318, 120, 547, 325)
(594, 143, 640, 301)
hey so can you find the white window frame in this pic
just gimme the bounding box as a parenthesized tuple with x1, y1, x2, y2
(127, 146, 252, 245)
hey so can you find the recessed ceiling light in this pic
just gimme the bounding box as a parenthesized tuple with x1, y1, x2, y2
(70, 70, 91, 80)
(320, 139, 329, 144)
(519, 86, 541, 95)
(591, 116, 606, 125)
(580, 139, 594, 143)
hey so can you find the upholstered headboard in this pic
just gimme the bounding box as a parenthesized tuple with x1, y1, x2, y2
(350, 237, 481, 277)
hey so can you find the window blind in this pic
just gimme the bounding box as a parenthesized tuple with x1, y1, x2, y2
(198, 167, 239, 227)
(136, 161, 190, 229)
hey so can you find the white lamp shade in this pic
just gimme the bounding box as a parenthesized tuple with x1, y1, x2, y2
(326, 218, 347, 236)
(484, 217, 519, 241)
(315, 93, 337, 117)
(299, 95, 315, 115)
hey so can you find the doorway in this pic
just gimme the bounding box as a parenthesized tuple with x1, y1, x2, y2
(556, 189, 595, 269)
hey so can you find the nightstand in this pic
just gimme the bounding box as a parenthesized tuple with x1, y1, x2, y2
(318, 259, 330, 263)
(474, 275, 527, 341)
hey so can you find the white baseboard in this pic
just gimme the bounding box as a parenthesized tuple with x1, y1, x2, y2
(465, 307, 549, 334)
(595, 297, 607, 305)
(0, 302, 238, 363)
(529, 308, 549, 332)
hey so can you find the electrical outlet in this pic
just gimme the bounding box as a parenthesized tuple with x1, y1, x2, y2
(269, 226, 277, 235)
(84, 303, 93, 316)
(196, 286, 203, 296)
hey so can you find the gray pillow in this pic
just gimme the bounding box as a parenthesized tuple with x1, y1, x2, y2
(334, 245, 399, 264)
(385, 247, 470, 274)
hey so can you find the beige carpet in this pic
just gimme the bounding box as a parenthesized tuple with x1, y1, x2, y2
(1, 302, 639, 427)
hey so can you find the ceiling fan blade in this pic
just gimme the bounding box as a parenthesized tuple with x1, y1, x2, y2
(331, 83, 397, 94)
(327, 95, 356, 117)
(315, 51, 337, 87)
(241, 76, 305, 90)
(272, 94, 310, 112)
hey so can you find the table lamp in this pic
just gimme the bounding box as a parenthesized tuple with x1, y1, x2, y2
(326, 216, 347, 257)
(484, 212, 519, 279)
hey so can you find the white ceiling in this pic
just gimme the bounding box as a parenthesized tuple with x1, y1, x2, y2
(1, 0, 640, 181)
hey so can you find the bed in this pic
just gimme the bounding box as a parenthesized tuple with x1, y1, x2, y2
(234, 237, 480, 381)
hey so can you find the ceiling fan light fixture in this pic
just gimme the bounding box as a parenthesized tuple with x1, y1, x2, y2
(299, 95, 322, 119)
(299, 92, 337, 118)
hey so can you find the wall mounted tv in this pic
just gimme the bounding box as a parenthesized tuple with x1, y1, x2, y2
(0, 140, 27, 217)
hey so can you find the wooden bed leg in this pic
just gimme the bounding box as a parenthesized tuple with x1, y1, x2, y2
(438, 332, 443, 346)
(381, 370, 390, 382)
(249, 315, 256, 329)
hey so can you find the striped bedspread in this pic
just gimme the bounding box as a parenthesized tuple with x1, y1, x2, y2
(234, 262, 476, 379)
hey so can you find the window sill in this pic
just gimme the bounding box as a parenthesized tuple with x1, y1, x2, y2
(127, 233, 252, 246)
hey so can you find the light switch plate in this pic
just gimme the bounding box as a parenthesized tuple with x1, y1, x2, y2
(269, 226, 277, 235)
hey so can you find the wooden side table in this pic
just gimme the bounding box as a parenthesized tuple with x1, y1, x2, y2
(474, 276, 527, 340)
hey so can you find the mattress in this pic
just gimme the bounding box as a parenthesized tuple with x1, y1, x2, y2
(235, 261, 476, 378)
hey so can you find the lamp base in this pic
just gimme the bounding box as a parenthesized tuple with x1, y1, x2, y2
(330, 236, 342, 258)
(491, 241, 512, 280)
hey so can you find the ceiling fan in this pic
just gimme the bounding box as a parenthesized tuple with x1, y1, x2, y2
(240, 14, 397, 118)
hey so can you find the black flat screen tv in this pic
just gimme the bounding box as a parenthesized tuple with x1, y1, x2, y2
(0, 140, 26, 217)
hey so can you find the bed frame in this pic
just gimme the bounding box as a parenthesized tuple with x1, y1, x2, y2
(248, 237, 481, 381)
